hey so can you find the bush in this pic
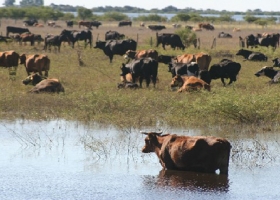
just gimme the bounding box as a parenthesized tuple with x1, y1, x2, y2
(175, 28, 197, 47)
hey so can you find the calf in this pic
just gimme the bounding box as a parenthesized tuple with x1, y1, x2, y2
(168, 62, 199, 77)
(254, 66, 280, 83)
(170, 75, 211, 92)
(125, 49, 158, 60)
(141, 131, 231, 174)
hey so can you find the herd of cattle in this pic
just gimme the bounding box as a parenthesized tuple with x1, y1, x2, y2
(3, 20, 280, 175)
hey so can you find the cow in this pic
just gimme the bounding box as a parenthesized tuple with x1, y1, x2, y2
(120, 58, 158, 88)
(20, 54, 50, 77)
(156, 33, 185, 50)
(209, 59, 241, 86)
(168, 62, 199, 78)
(118, 21, 132, 27)
(33, 23, 44, 28)
(24, 74, 64, 93)
(140, 131, 231, 174)
(6, 26, 30, 37)
(257, 33, 279, 49)
(90, 21, 102, 29)
(236, 49, 267, 61)
(140, 22, 145, 27)
(94, 39, 137, 63)
(105, 30, 125, 40)
(198, 23, 215, 30)
(175, 53, 211, 71)
(172, 24, 181, 28)
(47, 21, 56, 27)
(272, 58, 280, 67)
(66, 20, 73, 28)
(157, 55, 176, 64)
(18, 33, 35, 46)
(148, 25, 166, 31)
(60, 29, 92, 48)
(199, 70, 212, 85)
(185, 25, 193, 30)
(0, 35, 10, 43)
(255, 66, 280, 83)
(23, 19, 38, 26)
(233, 28, 241, 32)
(0, 51, 20, 69)
(124, 49, 158, 60)
(170, 75, 211, 92)
(78, 20, 91, 29)
(218, 32, 232, 38)
(192, 27, 202, 32)
(44, 34, 69, 52)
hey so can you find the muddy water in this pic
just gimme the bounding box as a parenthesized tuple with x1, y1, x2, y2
(0, 120, 280, 199)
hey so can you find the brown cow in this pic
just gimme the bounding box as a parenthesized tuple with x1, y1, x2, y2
(78, 20, 91, 28)
(33, 23, 44, 27)
(124, 49, 158, 60)
(47, 21, 56, 27)
(170, 75, 211, 92)
(174, 54, 196, 63)
(141, 131, 231, 174)
(195, 52, 212, 71)
(0, 50, 20, 68)
(198, 23, 214, 30)
(19, 33, 35, 46)
(20, 54, 50, 77)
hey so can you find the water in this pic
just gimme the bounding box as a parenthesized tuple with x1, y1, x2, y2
(68, 12, 280, 22)
(1, 119, 280, 199)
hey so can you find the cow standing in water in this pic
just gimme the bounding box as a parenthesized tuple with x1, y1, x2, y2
(141, 131, 231, 175)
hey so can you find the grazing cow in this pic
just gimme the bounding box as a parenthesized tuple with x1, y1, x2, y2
(141, 131, 231, 174)
(118, 21, 132, 27)
(90, 21, 102, 29)
(148, 25, 166, 31)
(209, 59, 241, 86)
(105, 30, 125, 40)
(66, 20, 74, 28)
(6, 26, 30, 37)
(60, 29, 92, 48)
(198, 23, 215, 30)
(0, 50, 20, 68)
(20, 54, 50, 77)
(157, 55, 176, 64)
(168, 62, 199, 78)
(170, 75, 211, 92)
(255, 66, 280, 83)
(175, 53, 211, 71)
(44, 34, 69, 52)
(124, 49, 158, 60)
(272, 58, 280, 67)
(23, 19, 38, 26)
(236, 49, 267, 61)
(120, 58, 158, 87)
(18, 33, 35, 46)
(218, 32, 232, 38)
(94, 39, 137, 63)
(156, 33, 185, 50)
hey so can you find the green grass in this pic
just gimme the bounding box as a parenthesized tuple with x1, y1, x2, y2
(1, 20, 280, 129)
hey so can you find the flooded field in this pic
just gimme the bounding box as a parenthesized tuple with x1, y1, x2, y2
(0, 119, 280, 199)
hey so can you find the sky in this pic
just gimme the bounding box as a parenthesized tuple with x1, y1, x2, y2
(9, 0, 280, 12)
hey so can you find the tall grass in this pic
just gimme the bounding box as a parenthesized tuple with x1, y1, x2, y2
(1, 19, 280, 129)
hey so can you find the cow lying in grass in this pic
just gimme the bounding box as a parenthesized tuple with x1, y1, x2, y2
(170, 75, 211, 92)
(254, 66, 280, 83)
(22, 73, 64, 93)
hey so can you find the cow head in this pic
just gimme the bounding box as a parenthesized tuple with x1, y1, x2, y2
(94, 41, 106, 49)
(254, 66, 275, 78)
(209, 64, 223, 79)
(170, 75, 184, 88)
(272, 58, 280, 67)
(22, 73, 44, 86)
(120, 63, 130, 76)
(124, 50, 136, 59)
(140, 131, 163, 153)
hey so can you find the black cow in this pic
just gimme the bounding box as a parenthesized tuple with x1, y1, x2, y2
(66, 20, 73, 28)
(199, 70, 212, 85)
(245, 34, 258, 48)
(156, 33, 185, 50)
(23, 19, 38, 26)
(118, 21, 132, 27)
(148, 25, 166, 31)
(209, 59, 241, 86)
(44, 34, 69, 52)
(105, 30, 125, 40)
(94, 39, 137, 63)
(91, 21, 102, 29)
(168, 62, 199, 77)
(255, 66, 280, 83)
(157, 55, 176, 64)
(236, 49, 267, 61)
(218, 32, 232, 38)
(272, 58, 280, 67)
(258, 34, 279, 49)
(6, 26, 30, 37)
(60, 29, 92, 48)
(120, 58, 158, 87)
(0, 35, 11, 43)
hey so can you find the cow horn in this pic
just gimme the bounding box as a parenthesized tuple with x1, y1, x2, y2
(140, 131, 148, 135)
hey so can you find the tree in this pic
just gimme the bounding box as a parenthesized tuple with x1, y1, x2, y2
(171, 13, 190, 22)
(243, 15, 258, 23)
(77, 7, 93, 20)
(3, 0, 15, 7)
(20, 0, 44, 7)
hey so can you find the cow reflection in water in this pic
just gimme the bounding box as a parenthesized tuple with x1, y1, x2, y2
(151, 170, 229, 192)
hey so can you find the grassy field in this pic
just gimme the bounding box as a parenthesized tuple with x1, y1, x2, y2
(1, 19, 280, 130)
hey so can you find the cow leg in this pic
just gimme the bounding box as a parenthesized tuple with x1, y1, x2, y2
(45, 70, 48, 77)
(162, 44, 166, 50)
(221, 78, 226, 86)
(145, 76, 151, 87)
